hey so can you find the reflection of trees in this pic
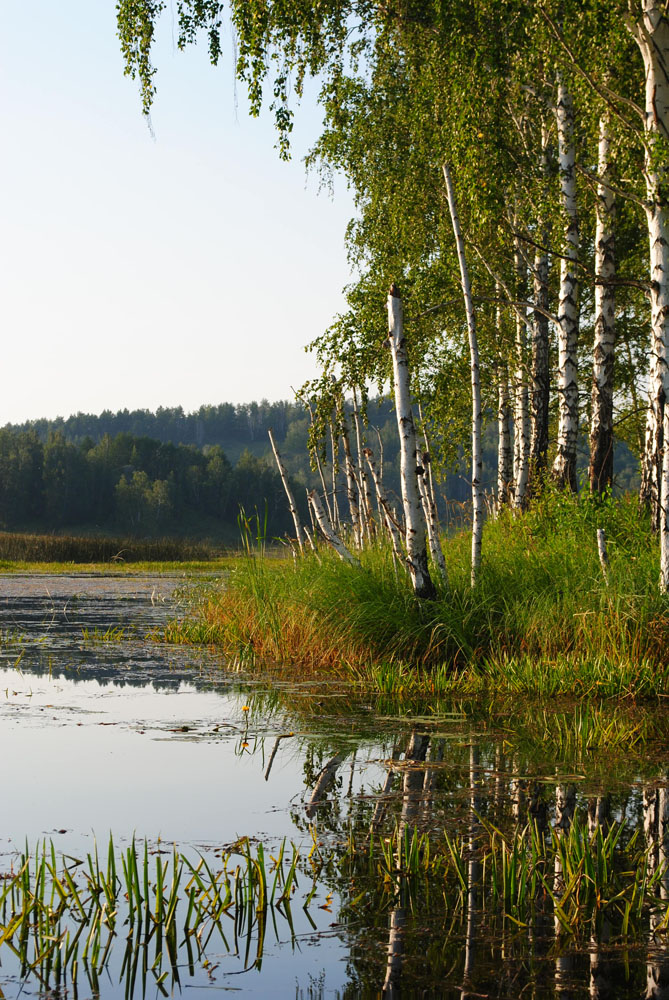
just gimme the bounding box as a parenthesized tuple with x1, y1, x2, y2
(382, 730, 430, 997)
(644, 783, 669, 999)
(461, 745, 480, 1000)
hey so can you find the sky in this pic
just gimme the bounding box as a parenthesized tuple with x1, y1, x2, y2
(0, 2, 355, 425)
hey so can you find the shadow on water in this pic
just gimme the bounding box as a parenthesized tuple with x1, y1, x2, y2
(2, 576, 669, 997)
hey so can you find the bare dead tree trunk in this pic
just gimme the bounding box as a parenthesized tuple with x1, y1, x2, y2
(339, 404, 363, 549)
(363, 446, 405, 564)
(329, 421, 341, 532)
(352, 387, 376, 539)
(268, 428, 304, 553)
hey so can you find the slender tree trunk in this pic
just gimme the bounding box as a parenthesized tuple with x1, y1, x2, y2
(630, 2, 669, 590)
(417, 453, 448, 586)
(382, 732, 430, 997)
(268, 429, 304, 553)
(552, 76, 580, 492)
(589, 113, 616, 494)
(443, 163, 483, 586)
(386, 285, 436, 599)
(529, 246, 550, 487)
(352, 388, 376, 539)
(339, 405, 362, 549)
(497, 358, 513, 509)
(417, 401, 440, 518)
(363, 446, 405, 564)
(513, 239, 530, 507)
(329, 421, 341, 531)
(529, 128, 551, 491)
(307, 401, 334, 526)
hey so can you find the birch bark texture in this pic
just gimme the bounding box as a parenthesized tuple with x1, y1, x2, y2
(513, 240, 530, 508)
(443, 163, 483, 586)
(552, 76, 580, 492)
(589, 113, 616, 494)
(629, 1, 669, 591)
(529, 128, 551, 488)
(386, 285, 436, 599)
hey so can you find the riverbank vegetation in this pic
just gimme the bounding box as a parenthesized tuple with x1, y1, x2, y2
(166, 491, 669, 699)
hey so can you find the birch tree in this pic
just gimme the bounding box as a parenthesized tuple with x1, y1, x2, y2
(387, 285, 436, 600)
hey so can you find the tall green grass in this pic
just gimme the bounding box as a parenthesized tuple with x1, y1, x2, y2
(171, 492, 669, 697)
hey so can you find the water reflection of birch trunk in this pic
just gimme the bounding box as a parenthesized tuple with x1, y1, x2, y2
(554, 783, 576, 996)
(461, 745, 481, 1000)
(644, 783, 669, 999)
(382, 731, 429, 997)
(588, 794, 612, 999)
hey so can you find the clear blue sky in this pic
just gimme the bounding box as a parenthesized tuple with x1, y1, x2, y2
(0, 2, 354, 424)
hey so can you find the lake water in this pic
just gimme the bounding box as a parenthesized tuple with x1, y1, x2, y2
(1, 574, 668, 999)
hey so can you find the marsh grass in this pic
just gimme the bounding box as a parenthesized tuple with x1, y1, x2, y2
(0, 531, 223, 564)
(168, 492, 669, 698)
(0, 834, 322, 995)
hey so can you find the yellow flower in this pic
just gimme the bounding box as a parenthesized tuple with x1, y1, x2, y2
(241, 705, 250, 712)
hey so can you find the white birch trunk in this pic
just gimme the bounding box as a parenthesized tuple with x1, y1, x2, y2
(529, 129, 551, 489)
(496, 296, 513, 509)
(589, 114, 616, 495)
(630, 2, 669, 590)
(417, 454, 448, 586)
(417, 401, 440, 518)
(328, 422, 341, 531)
(268, 428, 304, 553)
(443, 163, 483, 586)
(513, 239, 530, 508)
(352, 389, 376, 539)
(386, 285, 436, 599)
(339, 407, 362, 549)
(308, 489, 359, 566)
(551, 76, 580, 492)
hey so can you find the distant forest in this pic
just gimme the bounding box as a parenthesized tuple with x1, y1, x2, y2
(1, 399, 640, 540)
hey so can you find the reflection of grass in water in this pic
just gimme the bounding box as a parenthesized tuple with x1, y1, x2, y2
(0, 834, 319, 996)
(2, 815, 668, 995)
(341, 815, 667, 939)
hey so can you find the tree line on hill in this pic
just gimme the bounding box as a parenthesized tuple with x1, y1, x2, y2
(1, 396, 640, 541)
(0, 429, 301, 539)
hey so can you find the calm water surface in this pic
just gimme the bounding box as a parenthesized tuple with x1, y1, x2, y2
(1, 574, 668, 999)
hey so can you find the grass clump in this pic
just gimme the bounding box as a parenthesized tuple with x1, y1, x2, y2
(170, 491, 669, 698)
